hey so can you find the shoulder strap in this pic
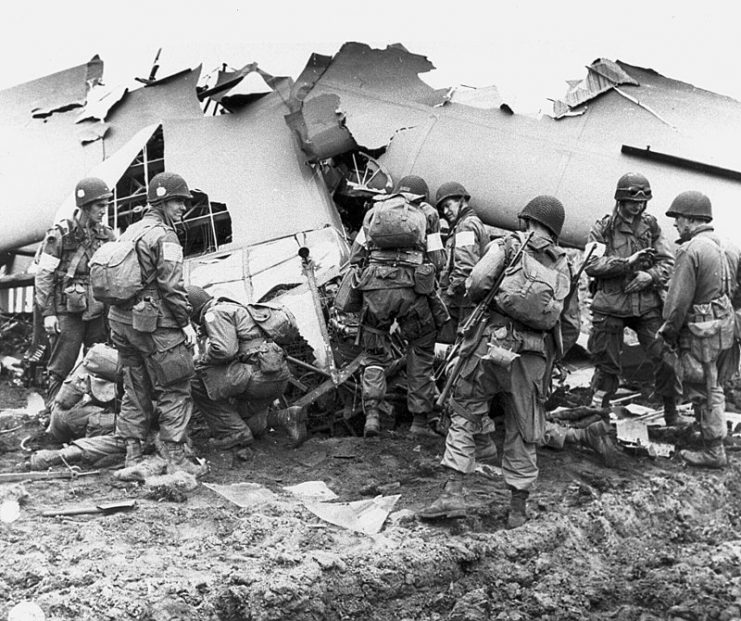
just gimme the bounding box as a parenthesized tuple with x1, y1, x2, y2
(63, 244, 88, 285)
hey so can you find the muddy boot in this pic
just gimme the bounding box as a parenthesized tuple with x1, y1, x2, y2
(162, 441, 208, 478)
(247, 408, 269, 438)
(113, 455, 168, 481)
(30, 445, 84, 470)
(574, 420, 619, 468)
(417, 475, 467, 519)
(209, 428, 254, 450)
(364, 407, 381, 438)
(410, 414, 438, 438)
(267, 406, 308, 447)
(507, 487, 529, 529)
(680, 439, 728, 469)
(474, 434, 498, 464)
(663, 397, 678, 426)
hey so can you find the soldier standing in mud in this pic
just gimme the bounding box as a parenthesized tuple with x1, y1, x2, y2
(419, 196, 581, 528)
(108, 172, 203, 480)
(585, 172, 681, 425)
(349, 175, 445, 438)
(34, 177, 116, 407)
(435, 181, 498, 460)
(659, 191, 741, 468)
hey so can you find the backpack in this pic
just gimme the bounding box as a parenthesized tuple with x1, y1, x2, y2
(219, 299, 300, 346)
(89, 224, 154, 306)
(367, 195, 426, 249)
(494, 233, 572, 331)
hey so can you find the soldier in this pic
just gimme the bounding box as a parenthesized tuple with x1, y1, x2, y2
(585, 173, 681, 424)
(107, 172, 203, 479)
(659, 191, 741, 468)
(35, 177, 116, 406)
(434, 181, 489, 343)
(419, 196, 581, 528)
(435, 181, 497, 455)
(186, 286, 307, 450)
(350, 176, 440, 437)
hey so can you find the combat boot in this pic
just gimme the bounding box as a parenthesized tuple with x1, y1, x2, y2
(162, 441, 209, 478)
(680, 439, 727, 469)
(575, 420, 619, 468)
(410, 414, 438, 438)
(364, 407, 381, 438)
(267, 406, 308, 447)
(30, 445, 84, 470)
(663, 397, 678, 426)
(417, 476, 467, 519)
(209, 428, 254, 450)
(247, 408, 269, 438)
(507, 487, 529, 529)
(474, 433, 499, 464)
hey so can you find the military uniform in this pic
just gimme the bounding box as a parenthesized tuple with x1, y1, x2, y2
(190, 298, 291, 443)
(585, 210, 679, 402)
(438, 207, 489, 343)
(108, 210, 194, 444)
(661, 225, 739, 450)
(443, 231, 580, 490)
(350, 193, 439, 433)
(34, 215, 115, 401)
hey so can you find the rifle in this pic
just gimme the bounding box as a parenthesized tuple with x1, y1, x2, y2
(0, 469, 101, 484)
(564, 242, 597, 307)
(436, 231, 534, 408)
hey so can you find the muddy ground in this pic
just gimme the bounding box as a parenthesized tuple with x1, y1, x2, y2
(2, 376, 741, 621)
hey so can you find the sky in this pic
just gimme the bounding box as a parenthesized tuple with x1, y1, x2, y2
(3, 0, 741, 112)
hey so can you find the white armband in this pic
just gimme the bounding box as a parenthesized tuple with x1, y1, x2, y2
(162, 242, 183, 262)
(37, 252, 60, 271)
(455, 230, 475, 247)
(426, 232, 443, 252)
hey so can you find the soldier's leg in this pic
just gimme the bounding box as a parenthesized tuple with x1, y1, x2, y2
(499, 353, 548, 528)
(398, 293, 438, 435)
(360, 290, 397, 437)
(110, 322, 154, 443)
(45, 313, 86, 405)
(588, 313, 625, 406)
(680, 365, 727, 468)
(81, 315, 108, 351)
(191, 374, 253, 448)
(47, 403, 100, 443)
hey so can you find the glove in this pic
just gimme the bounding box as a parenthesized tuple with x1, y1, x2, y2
(624, 270, 653, 293)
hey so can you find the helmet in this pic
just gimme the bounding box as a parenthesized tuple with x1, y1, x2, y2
(75, 177, 112, 208)
(396, 175, 429, 202)
(518, 195, 565, 237)
(148, 172, 192, 205)
(435, 181, 470, 209)
(186, 285, 212, 319)
(614, 172, 652, 202)
(665, 191, 712, 221)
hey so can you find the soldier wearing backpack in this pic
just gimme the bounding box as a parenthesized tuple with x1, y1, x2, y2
(349, 177, 442, 437)
(185, 286, 307, 450)
(35, 177, 116, 406)
(585, 173, 681, 423)
(105, 172, 203, 480)
(418, 196, 581, 528)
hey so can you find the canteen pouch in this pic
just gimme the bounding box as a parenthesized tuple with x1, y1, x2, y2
(413, 263, 436, 295)
(132, 298, 159, 333)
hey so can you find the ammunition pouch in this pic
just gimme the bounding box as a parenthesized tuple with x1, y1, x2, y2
(64, 282, 88, 313)
(686, 295, 735, 363)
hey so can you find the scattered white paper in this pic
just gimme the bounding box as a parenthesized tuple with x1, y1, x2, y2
(302, 494, 401, 535)
(203, 482, 278, 508)
(283, 481, 338, 501)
